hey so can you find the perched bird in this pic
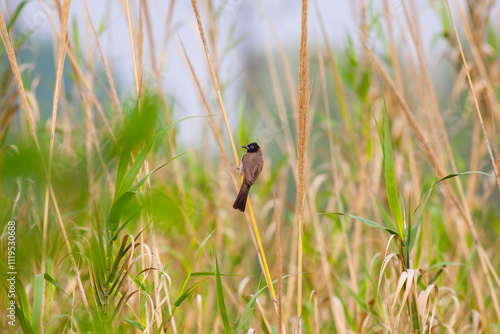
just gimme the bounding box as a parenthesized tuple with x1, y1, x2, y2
(233, 142, 263, 212)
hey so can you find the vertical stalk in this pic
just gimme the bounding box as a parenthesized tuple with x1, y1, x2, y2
(296, 0, 310, 331)
(190, 0, 277, 302)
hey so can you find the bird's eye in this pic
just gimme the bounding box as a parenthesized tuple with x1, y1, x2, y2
(250, 145, 254, 149)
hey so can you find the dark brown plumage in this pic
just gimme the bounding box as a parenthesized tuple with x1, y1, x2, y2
(233, 142, 263, 212)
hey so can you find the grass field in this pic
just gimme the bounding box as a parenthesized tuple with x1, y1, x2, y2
(1, 0, 500, 333)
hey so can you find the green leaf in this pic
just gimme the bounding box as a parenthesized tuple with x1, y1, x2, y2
(115, 141, 132, 198)
(106, 235, 130, 284)
(115, 115, 207, 198)
(123, 319, 145, 330)
(176, 231, 214, 301)
(408, 190, 430, 253)
(14, 304, 34, 334)
(31, 274, 44, 333)
(110, 206, 143, 242)
(235, 273, 296, 333)
(429, 261, 463, 270)
(235, 287, 265, 333)
(214, 245, 232, 334)
(130, 147, 199, 192)
(382, 99, 403, 236)
(333, 272, 368, 312)
(13, 29, 35, 49)
(324, 213, 399, 236)
(190, 271, 236, 277)
(191, 271, 215, 276)
(174, 277, 210, 307)
(0, 275, 34, 333)
(7, 1, 27, 31)
(409, 171, 489, 252)
(374, 196, 397, 232)
(108, 191, 139, 234)
(16, 277, 32, 327)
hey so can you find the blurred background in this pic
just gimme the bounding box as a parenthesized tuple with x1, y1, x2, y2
(4, 0, 446, 143)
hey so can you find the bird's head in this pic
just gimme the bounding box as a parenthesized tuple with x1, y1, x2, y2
(242, 142, 260, 153)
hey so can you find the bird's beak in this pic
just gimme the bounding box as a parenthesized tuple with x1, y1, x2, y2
(242, 145, 249, 149)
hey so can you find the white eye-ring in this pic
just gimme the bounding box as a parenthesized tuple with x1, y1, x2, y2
(250, 145, 254, 149)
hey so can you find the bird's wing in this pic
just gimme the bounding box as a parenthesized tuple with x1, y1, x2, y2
(242, 155, 263, 186)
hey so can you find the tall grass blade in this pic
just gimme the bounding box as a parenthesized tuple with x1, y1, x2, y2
(115, 115, 206, 198)
(174, 277, 210, 307)
(176, 231, 214, 301)
(214, 245, 232, 334)
(123, 319, 144, 331)
(324, 213, 398, 237)
(6, 1, 27, 31)
(382, 101, 404, 236)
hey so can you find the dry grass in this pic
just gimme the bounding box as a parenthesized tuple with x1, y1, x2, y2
(295, 0, 311, 331)
(1, 0, 500, 333)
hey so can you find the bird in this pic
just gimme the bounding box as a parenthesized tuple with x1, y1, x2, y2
(233, 142, 263, 212)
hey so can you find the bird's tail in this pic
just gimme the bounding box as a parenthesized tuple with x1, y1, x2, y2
(233, 182, 250, 212)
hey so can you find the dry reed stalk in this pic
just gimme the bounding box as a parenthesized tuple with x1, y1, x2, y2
(256, 0, 297, 176)
(270, 27, 299, 116)
(363, 39, 500, 322)
(54, 13, 117, 200)
(467, 121, 483, 203)
(312, 29, 356, 325)
(256, 0, 299, 120)
(179, 40, 233, 176)
(402, 8, 499, 302)
(124, 0, 151, 280)
(159, 0, 177, 74)
(125, 0, 140, 95)
(36, 0, 117, 143)
(443, 0, 500, 317)
(451, 3, 498, 205)
(141, 1, 187, 203)
(0, 10, 39, 149)
(178, 36, 241, 252)
(349, 10, 369, 301)
(46, 0, 71, 281)
(179, 42, 257, 275)
(312, 0, 351, 132)
(138, 0, 144, 85)
(312, 19, 362, 293)
(453, 0, 500, 119)
(296, 0, 310, 330)
(256, 297, 273, 332)
(1, 0, 92, 321)
(48, 0, 71, 167)
(141, 0, 156, 73)
(205, 0, 219, 73)
(401, 2, 477, 227)
(383, 0, 403, 91)
(41, 0, 73, 320)
(245, 75, 298, 181)
(313, 7, 367, 290)
(397, 23, 440, 170)
(274, 194, 284, 334)
(197, 294, 202, 334)
(84, 3, 121, 116)
(190, 0, 277, 303)
(190, 1, 237, 164)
